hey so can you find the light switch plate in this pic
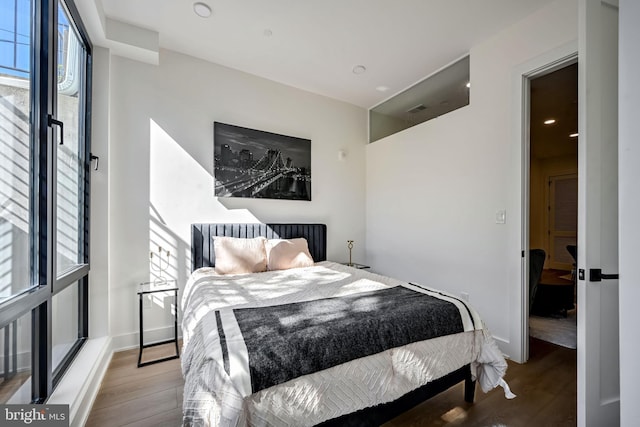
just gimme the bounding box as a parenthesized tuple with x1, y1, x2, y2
(495, 209, 506, 224)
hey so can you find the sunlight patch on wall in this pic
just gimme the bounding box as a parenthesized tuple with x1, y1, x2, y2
(148, 119, 259, 285)
(149, 119, 258, 241)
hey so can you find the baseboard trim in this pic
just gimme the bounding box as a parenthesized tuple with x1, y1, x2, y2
(111, 325, 182, 352)
(490, 335, 512, 360)
(492, 335, 509, 346)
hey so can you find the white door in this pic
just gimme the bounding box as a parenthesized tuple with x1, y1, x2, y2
(577, 0, 619, 425)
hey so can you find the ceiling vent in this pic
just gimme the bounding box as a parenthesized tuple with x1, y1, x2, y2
(406, 104, 427, 114)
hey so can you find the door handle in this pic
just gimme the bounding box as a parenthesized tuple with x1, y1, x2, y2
(48, 114, 64, 145)
(589, 268, 619, 282)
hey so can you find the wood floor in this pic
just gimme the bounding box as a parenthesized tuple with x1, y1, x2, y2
(86, 338, 576, 426)
(383, 338, 577, 426)
(86, 342, 184, 427)
(0, 371, 31, 403)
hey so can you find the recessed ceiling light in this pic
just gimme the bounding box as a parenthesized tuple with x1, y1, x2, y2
(570, 132, 579, 138)
(352, 65, 366, 75)
(193, 2, 212, 18)
(376, 86, 389, 92)
(544, 119, 556, 125)
(466, 82, 471, 88)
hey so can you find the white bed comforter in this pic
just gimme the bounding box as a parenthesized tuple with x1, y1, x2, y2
(180, 261, 509, 426)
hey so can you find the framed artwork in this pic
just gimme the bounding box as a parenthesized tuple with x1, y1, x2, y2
(214, 122, 311, 201)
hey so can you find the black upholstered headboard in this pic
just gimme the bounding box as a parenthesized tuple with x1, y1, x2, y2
(191, 223, 327, 271)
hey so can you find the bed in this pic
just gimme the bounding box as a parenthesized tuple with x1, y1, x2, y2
(181, 223, 510, 426)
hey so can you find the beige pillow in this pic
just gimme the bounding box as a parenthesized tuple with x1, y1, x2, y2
(265, 238, 314, 271)
(213, 236, 267, 275)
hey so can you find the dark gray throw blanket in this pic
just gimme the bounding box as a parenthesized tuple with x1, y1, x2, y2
(217, 286, 464, 394)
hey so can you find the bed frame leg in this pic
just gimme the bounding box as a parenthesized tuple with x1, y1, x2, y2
(464, 375, 476, 403)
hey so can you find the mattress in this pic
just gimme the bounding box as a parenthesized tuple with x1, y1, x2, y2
(181, 261, 508, 426)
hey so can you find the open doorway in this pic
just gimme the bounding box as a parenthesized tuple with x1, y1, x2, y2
(528, 62, 578, 350)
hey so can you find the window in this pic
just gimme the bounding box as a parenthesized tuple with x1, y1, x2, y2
(0, 0, 35, 303)
(369, 56, 470, 143)
(0, 311, 31, 404)
(0, 0, 30, 79)
(0, 0, 91, 402)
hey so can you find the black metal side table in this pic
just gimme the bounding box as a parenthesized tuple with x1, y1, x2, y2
(137, 280, 180, 367)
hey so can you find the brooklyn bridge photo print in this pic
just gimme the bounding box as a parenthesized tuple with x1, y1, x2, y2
(214, 122, 311, 201)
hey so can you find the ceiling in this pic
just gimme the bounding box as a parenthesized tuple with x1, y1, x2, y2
(80, 0, 556, 108)
(530, 63, 578, 160)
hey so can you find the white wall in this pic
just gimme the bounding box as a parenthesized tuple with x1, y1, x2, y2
(618, 0, 640, 423)
(365, 0, 577, 360)
(104, 49, 367, 348)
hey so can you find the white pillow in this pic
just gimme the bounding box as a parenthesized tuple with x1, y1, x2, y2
(213, 236, 267, 275)
(265, 238, 314, 271)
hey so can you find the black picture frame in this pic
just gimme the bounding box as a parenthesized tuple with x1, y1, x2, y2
(214, 122, 311, 201)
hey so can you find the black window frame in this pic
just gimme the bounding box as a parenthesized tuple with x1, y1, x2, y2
(0, 0, 92, 403)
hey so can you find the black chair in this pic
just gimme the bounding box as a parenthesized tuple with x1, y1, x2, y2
(529, 249, 546, 312)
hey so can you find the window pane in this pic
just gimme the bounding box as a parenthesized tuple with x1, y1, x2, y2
(0, 0, 31, 79)
(56, 2, 85, 274)
(52, 282, 79, 372)
(369, 56, 470, 143)
(0, 312, 32, 404)
(0, 0, 34, 302)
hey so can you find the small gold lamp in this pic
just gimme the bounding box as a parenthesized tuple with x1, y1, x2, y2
(347, 240, 354, 266)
